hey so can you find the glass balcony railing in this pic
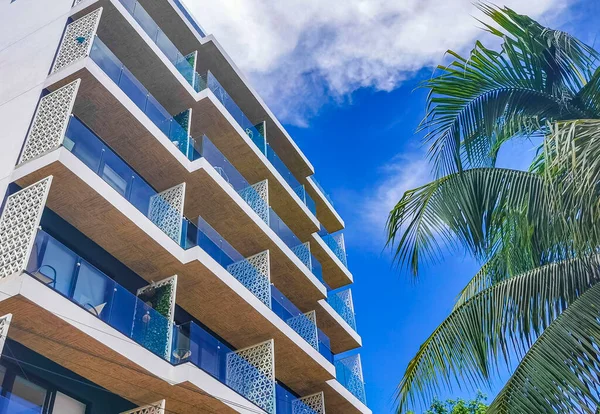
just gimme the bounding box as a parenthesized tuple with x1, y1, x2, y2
(267, 144, 316, 216)
(335, 357, 367, 405)
(268, 209, 324, 284)
(194, 72, 317, 215)
(309, 175, 334, 207)
(271, 285, 332, 363)
(25, 229, 272, 412)
(293, 182, 317, 216)
(89, 36, 189, 147)
(117, 0, 197, 88)
(171, 0, 206, 37)
(27, 230, 174, 360)
(196, 71, 266, 154)
(63, 115, 327, 352)
(276, 384, 316, 414)
(317, 227, 348, 268)
(63, 115, 267, 291)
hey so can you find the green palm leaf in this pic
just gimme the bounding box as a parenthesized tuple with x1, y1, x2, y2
(421, 4, 598, 176)
(489, 283, 600, 413)
(396, 255, 600, 413)
(386, 168, 549, 276)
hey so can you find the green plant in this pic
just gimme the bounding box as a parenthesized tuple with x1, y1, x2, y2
(137, 283, 173, 357)
(407, 392, 487, 414)
(387, 4, 600, 413)
(153, 284, 173, 318)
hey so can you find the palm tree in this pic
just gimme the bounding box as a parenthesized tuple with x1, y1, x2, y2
(387, 4, 600, 413)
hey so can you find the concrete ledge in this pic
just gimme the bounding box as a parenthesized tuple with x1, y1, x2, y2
(316, 299, 361, 354)
(311, 232, 353, 289)
(325, 378, 372, 414)
(306, 175, 345, 233)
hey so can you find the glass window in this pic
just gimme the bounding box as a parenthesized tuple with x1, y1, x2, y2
(99, 150, 131, 197)
(7, 375, 47, 414)
(52, 392, 86, 414)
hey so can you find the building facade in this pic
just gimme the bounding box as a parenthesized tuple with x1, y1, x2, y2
(0, 0, 370, 413)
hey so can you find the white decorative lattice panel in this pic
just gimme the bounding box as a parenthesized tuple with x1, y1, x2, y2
(336, 354, 366, 404)
(51, 8, 102, 74)
(335, 288, 356, 330)
(287, 310, 318, 351)
(226, 250, 271, 307)
(120, 400, 165, 414)
(148, 183, 185, 244)
(0, 177, 52, 279)
(0, 314, 13, 355)
(136, 275, 177, 359)
(226, 339, 275, 414)
(293, 392, 325, 414)
(325, 233, 347, 268)
(18, 80, 81, 165)
(238, 179, 269, 224)
(291, 242, 312, 269)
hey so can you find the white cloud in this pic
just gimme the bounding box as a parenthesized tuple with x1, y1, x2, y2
(339, 151, 431, 251)
(184, 0, 569, 125)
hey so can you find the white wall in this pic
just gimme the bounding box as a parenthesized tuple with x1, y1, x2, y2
(0, 0, 73, 189)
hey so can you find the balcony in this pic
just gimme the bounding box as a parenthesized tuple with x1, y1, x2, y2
(195, 72, 317, 216)
(56, 110, 331, 362)
(14, 112, 333, 401)
(69, 2, 319, 239)
(271, 285, 332, 363)
(45, 33, 325, 309)
(275, 385, 324, 414)
(306, 175, 345, 233)
(335, 356, 367, 405)
(311, 228, 352, 289)
(134, 0, 315, 182)
(170, 0, 206, 38)
(117, 0, 198, 90)
(268, 209, 324, 286)
(326, 288, 357, 332)
(0, 220, 263, 412)
(23, 228, 274, 412)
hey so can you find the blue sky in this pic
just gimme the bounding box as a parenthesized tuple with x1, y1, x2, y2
(182, 0, 600, 412)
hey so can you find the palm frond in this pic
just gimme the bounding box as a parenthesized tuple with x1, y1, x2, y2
(573, 68, 600, 117)
(421, 4, 598, 176)
(541, 120, 600, 249)
(396, 255, 600, 413)
(489, 283, 600, 414)
(454, 209, 556, 308)
(386, 168, 549, 276)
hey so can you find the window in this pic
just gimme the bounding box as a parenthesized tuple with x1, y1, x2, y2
(52, 392, 87, 414)
(6, 375, 47, 413)
(0, 362, 87, 414)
